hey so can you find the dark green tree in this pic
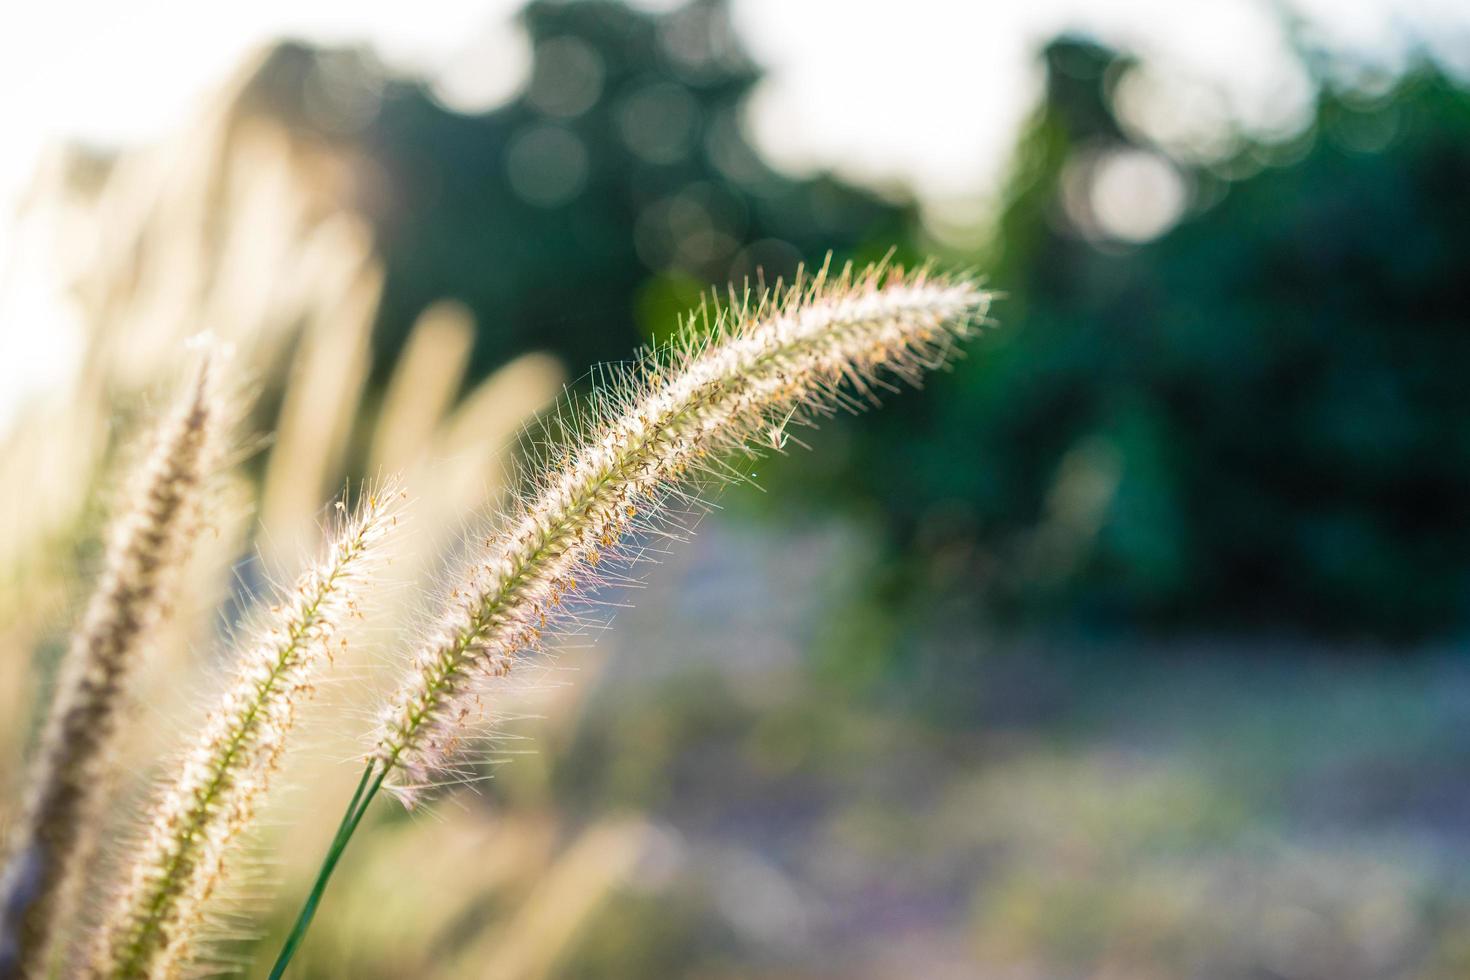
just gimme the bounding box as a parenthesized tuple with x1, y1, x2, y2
(840, 38, 1470, 640)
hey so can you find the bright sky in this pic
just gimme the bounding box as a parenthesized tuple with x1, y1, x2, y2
(0, 0, 1465, 420)
(2, 0, 1462, 212)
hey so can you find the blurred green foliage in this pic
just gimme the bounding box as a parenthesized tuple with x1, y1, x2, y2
(838, 40, 1470, 641)
(338, 0, 906, 378)
(273, 1, 1470, 640)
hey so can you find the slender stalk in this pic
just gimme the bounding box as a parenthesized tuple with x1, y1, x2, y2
(267, 762, 380, 980)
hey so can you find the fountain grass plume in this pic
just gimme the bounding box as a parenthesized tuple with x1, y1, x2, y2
(89, 481, 403, 979)
(0, 354, 227, 978)
(373, 259, 991, 804)
(266, 259, 991, 977)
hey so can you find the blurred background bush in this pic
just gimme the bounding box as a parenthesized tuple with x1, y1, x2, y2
(2, 0, 1469, 977)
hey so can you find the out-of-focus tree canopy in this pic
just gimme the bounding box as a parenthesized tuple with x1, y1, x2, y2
(836, 39, 1470, 641)
(255, 0, 908, 383)
(249, 1, 1469, 641)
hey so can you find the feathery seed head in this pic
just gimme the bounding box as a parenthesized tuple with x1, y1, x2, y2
(0, 353, 231, 977)
(89, 480, 403, 979)
(372, 260, 991, 806)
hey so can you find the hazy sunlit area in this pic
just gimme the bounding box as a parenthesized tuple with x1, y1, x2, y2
(2, 0, 1469, 977)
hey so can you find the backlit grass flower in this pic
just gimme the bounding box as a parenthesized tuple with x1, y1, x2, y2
(0, 357, 227, 977)
(89, 483, 402, 978)
(373, 261, 990, 805)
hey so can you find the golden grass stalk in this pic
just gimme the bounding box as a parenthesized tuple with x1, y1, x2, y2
(368, 300, 476, 475)
(470, 818, 652, 980)
(258, 258, 382, 561)
(0, 357, 226, 978)
(373, 261, 990, 805)
(89, 483, 402, 978)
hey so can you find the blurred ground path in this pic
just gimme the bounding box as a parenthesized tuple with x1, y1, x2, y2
(558, 515, 1470, 979)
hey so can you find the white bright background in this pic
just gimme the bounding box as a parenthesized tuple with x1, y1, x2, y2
(0, 0, 1466, 422)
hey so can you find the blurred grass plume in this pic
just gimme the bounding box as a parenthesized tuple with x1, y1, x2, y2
(0, 355, 230, 977)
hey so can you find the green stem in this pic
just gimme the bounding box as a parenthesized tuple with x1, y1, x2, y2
(268, 761, 383, 979)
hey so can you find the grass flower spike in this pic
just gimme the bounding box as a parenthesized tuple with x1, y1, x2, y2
(89, 483, 402, 978)
(0, 357, 226, 978)
(265, 260, 989, 976)
(375, 261, 990, 803)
